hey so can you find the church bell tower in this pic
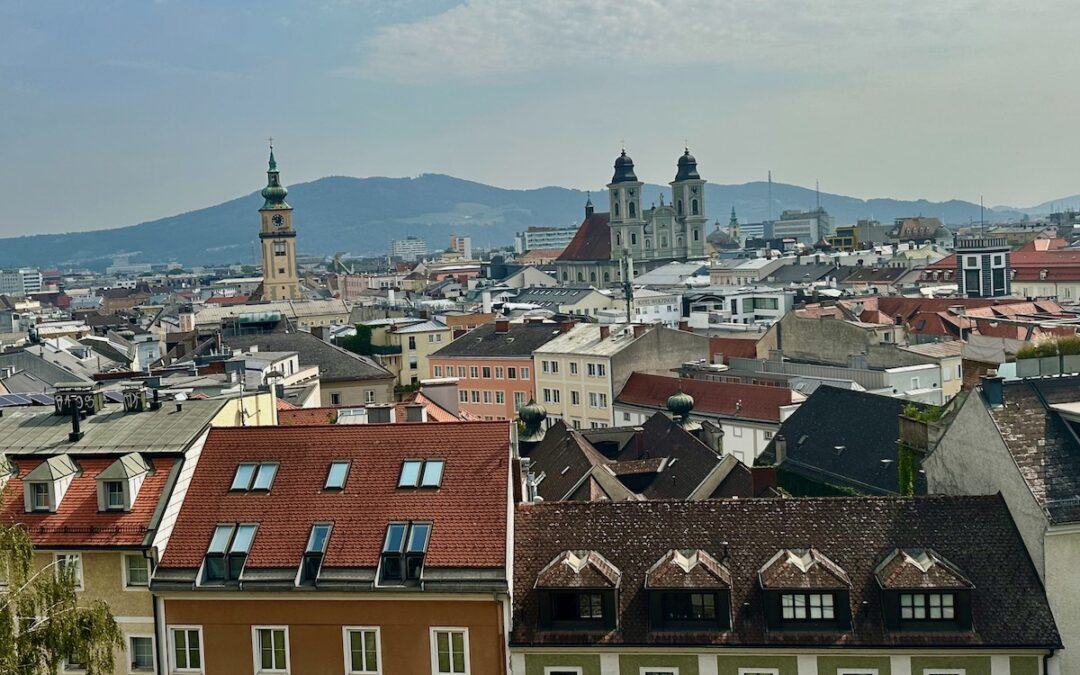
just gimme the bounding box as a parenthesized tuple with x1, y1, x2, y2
(258, 143, 301, 301)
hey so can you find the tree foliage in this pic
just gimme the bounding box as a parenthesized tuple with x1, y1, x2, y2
(0, 523, 123, 675)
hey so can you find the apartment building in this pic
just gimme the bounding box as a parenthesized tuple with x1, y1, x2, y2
(429, 319, 559, 420)
(152, 421, 512, 675)
(369, 318, 452, 387)
(532, 323, 709, 428)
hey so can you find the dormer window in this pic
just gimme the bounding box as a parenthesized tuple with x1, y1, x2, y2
(758, 549, 852, 632)
(301, 523, 332, 584)
(874, 548, 973, 632)
(379, 521, 431, 585)
(96, 453, 151, 513)
(325, 461, 350, 490)
(22, 454, 78, 514)
(536, 550, 621, 632)
(397, 459, 444, 488)
(230, 463, 278, 492)
(204, 523, 257, 583)
(646, 549, 731, 632)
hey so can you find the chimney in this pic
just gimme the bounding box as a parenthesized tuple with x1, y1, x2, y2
(773, 434, 787, 465)
(68, 402, 83, 442)
(632, 324, 648, 338)
(482, 290, 493, 314)
(559, 321, 574, 333)
(495, 319, 510, 335)
(678, 320, 689, 332)
(981, 369, 1005, 408)
(599, 325, 610, 340)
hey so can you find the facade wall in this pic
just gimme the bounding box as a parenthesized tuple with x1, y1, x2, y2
(611, 328, 710, 407)
(514, 651, 1044, 675)
(1044, 527, 1080, 675)
(319, 378, 395, 407)
(429, 356, 535, 420)
(209, 392, 278, 427)
(534, 353, 614, 428)
(391, 328, 451, 386)
(163, 596, 505, 675)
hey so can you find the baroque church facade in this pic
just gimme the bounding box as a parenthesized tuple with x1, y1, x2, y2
(257, 145, 302, 301)
(555, 149, 709, 289)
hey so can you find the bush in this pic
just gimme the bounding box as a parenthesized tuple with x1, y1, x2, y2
(1017, 335, 1080, 359)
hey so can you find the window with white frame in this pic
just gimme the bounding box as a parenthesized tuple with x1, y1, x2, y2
(495, 391, 505, 405)
(169, 626, 203, 673)
(129, 635, 154, 672)
(124, 553, 149, 588)
(569, 362, 578, 375)
(343, 627, 381, 674)
(781, 592, 834, 620)
(430, 628, 469, 675)
(514, 392, 526, 409)
(521, 367, 530, 380)
(571, 391, 580, 406)
(544, 668, 584, 675)
(253, 626, 289, 673)
(483, 391, 492, 404)
(365, 390, 376, 404)
(900, 592, 955, 620)
(495, 367, 504, 379)
(434, 366, 443, 377)
(459, 390, 468, 403)
(55, 553, 83, 590)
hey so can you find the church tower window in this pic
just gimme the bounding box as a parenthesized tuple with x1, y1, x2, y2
(628, 202, 636, 218)
(614, 203, 620, 217)
(692, 199, 699, 216)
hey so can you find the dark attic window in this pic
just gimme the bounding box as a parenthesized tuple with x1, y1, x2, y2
(379, 521, 431, 585)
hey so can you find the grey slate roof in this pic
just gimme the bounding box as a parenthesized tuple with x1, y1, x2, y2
(0, 399, 228, 455)
(989, 377, 1080, 523)
(512, 286, 599, 307)
(222, 332, 393, 383)
(431, 323, 563, 359)
(512, 495, 1062, 649)
(756, 387, 927, 495)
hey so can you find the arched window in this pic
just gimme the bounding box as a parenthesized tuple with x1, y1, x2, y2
(677, 236, 684, 247)
(590, 272, 596, 282)
(661, 237, 668, 248)
(631, 233, 637, 245)
(614, 202, 620, 217)
(577, 272, 584, 282)
(691, 199, 699, 215)
(678, 200, 683, 215)
(603, 272, 610, 282)
(645, 239, 652, 249)
(628, 202, 636, 218)
(693, 228, 699, 241)
(616, 233, 621, 246)
(562, 271, 568, 281)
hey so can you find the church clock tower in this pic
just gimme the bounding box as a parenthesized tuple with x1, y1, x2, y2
(258, 143, 301, 301)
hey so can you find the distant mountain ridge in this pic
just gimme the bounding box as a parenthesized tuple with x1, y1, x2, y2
(0, 173, 1040, 269)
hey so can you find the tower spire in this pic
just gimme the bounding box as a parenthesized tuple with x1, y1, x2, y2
(261, 141, 289, 209)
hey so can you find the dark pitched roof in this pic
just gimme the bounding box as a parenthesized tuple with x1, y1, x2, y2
(556, 213, 612, 262)
(157, 422, 510, 573)
(988, 377, 1080, 523)
(431, 322, 562, 359)
(756, 387, 925, 495)
(222, 331, 392, 383)
(762, 263, 852, 284)
(511, 496, 1061, 648)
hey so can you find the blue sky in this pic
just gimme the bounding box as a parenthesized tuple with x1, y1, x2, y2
(2, 0, 1079, 236)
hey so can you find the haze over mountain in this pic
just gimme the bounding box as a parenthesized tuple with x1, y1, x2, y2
(0, 174, 1040, 269)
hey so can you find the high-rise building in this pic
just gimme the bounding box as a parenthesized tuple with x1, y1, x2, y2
(449, 234, 472, 259)
(390, 237, 428, 261)
(0, 268, 43, 296)
(258, 144, 301, 301)
(514, 226, 580, 253)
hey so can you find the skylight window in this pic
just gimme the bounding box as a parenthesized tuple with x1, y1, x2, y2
(398, 459, 445, 488)
(301, 523, 332, 583)
(230, 463, 278, 491)
(380, 521, 431, 584)
(204, 523, 257, 582)
(325, 461, 350, 490)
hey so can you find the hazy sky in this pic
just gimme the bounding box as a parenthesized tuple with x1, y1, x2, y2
(2, 0, 1079, 236)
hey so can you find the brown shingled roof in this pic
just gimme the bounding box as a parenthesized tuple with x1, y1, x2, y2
(556, 213, 611, 262)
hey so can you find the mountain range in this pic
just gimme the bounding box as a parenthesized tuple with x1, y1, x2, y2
(0, 174, 1056, 269)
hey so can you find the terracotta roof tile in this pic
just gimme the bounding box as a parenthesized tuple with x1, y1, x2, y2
(158, 423, 509, 571)
(0, 457, 176, 547)
(556, 213, 611, 262)
(616, 373, 793, 422)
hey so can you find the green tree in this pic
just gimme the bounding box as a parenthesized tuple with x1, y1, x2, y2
(340, 324, 375, 356)
(0, 523, 123, 675)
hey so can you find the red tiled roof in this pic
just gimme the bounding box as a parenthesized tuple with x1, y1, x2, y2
(158, 423, 510, 570)
(0, 458, 176, 547)
(275, 398, 297, 411)
(616, 373, 793, 422)
(205, 295, 251, 306)
(411, 392, 462, 422)
(277, 398, 463, 426)
(556, 213, 611, 262)
(708, 336, 760, 363)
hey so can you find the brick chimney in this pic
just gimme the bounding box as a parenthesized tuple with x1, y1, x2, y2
(495, 319, 510, 335)
(599, 325, 610, 340)
(751, 466, 777, 495)
(632, 324, 648, 338)
(559, 321, 574, 333)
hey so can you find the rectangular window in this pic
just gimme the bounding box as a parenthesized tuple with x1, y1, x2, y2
(550, 361, 559, 374)
(542, 360, 550, 374)
(380, 521, 431, 584)
(508, 367, 517, 379)
(129, 636, 154, 672)
(124, 554, 150, 588)
(588, 392, 596, 407)
(434, 366, 443, 377)
(230, 463, 278, 491)
(343, 627, 381, 674)
(301, 523, 332, 583)
(170, 626, 202, 672)
(204, 523, 256, 582)
(571, 391, 580, 406)
(587, 363, 596, 377)
(30, 482, 51, 511)
(900, 592, 955, 620)
(469, 367, 479, 378)
(663, 592, 717, 621)
(495, 391, 505, 405)
(521, 367, 530, 380)
(483, 391, 492, 404)
(430, 628, 469, 675)
(326, 461, 351, 490)
(514, 392, 526, 409)
(781, 592, 834, 620)
(55, 553, 82, 590)
(105, 481, 125, 510)
(569, 362, 578, 375)
(408, 336, 417, 350)
(253, 626, 289, 673)
(457, 367, 466, 378)
(470, 391, 480, 403)
(482, 367, 491, 378)
(459, 390, 468, 403)
(495, 367, 504, 379)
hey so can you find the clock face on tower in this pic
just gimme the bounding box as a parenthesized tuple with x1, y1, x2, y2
(271, 214, 285, 227)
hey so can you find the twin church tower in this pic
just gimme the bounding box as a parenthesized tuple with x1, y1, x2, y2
(257, 144, 301, 301)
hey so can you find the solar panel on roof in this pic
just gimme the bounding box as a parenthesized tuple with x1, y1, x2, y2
(8, 394, 32, 404)
(28, 393, 55, 406)
(0, 395, 22, 407)
(104, 391, 125, 403)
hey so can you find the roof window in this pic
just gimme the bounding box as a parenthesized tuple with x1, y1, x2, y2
(204, 523, 257, 583)
(301, 523, 332, 584)
(230, 463, 278, 491)
(96, 452, 151, 513)
(398, 459, 445, 488)
(22, 454, 79, 514)
(379, 521, 431, 585)
(325, 461, 350, 490)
